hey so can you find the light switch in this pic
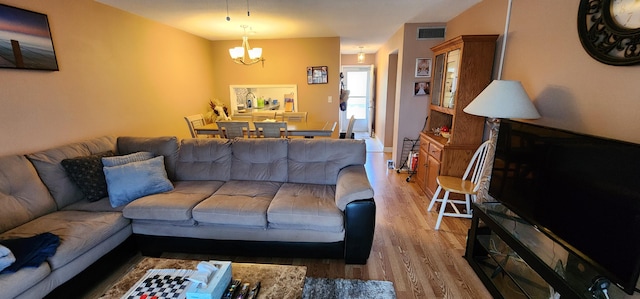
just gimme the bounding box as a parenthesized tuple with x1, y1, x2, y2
(328, 96, 332, 103)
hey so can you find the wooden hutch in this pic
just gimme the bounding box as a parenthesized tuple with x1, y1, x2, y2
(415, 35, 498, 197)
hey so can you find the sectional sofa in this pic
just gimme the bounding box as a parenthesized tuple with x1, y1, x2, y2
(0, 136, 376, 299)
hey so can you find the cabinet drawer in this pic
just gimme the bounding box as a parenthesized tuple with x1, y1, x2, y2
(428, 143, 442, 160)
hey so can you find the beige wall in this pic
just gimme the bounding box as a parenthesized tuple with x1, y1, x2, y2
(0, 1, 342, 156)
(210, 37, 341, 129)
(447, 0, 640, 143)
(375, 23, 446, 164)
(0, 0, 215, 155)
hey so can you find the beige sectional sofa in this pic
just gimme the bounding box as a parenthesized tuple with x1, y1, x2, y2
(0, 136, 375, 299)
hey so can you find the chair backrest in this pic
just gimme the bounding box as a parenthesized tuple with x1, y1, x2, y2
(282, 112, 308, 123)
(217, 121, 250, 139)
(254, 121, 288, 138)
(345, 115, 356, 139)
(462, 140, 492, 191)
(252, 111, 277, 122)
(184, 114, 206, 138)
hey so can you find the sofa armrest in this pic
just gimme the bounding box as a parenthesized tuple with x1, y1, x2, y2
(335, 165, 374, 210)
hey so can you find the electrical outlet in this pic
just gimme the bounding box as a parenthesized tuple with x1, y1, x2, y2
(328, 96, 332, 103)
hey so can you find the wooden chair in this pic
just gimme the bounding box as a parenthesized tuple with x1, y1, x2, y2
(252, 111, 277, 122)
(254, 121, 288, 138)
(427, 140, 492, 230)
(217, 121, 250, 139)
(184, 114, 209, 138)
(282, 112, 308, 122)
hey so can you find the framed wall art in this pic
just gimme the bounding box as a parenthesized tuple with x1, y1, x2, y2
(0, 4, 59, 71)
(414, 81, 430, 96)
(307, 66, 328, 84)
(415, 58, 431, 77)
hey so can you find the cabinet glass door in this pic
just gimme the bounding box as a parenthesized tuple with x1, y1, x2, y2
(443, 49, 460, 109)
(431, 53, 445, 106)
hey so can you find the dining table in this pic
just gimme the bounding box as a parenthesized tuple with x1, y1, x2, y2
(194, 121, 337, 138)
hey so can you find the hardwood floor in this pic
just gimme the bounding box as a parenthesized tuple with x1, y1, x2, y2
(77, 151, 491, 299)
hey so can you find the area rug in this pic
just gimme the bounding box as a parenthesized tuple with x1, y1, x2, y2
(302, 277, 396, 299)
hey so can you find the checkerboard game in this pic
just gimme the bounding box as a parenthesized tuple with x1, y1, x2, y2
(121, 269, 196, 299)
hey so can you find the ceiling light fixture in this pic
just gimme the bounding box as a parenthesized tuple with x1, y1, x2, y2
(229, 25, 265, 66)
(357, 47, 365, 63)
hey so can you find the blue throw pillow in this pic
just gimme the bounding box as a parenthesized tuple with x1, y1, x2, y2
(103, 156, 174, 207)
(102, 151, 154, 167)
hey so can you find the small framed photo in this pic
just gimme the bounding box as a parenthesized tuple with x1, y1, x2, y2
(307, 66, 328, 84)
(415, 58, 431, 77)
(414, 81, 430, 96)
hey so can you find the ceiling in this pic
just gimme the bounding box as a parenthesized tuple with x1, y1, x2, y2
(96, 0, 481, 54)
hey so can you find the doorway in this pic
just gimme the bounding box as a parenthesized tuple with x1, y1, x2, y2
(340, 65, 374, 136)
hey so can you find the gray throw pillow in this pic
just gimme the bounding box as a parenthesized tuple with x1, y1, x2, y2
(61, 151, 114, 202)
(103, 156, 173, 207)
(102, 151, 154, 167)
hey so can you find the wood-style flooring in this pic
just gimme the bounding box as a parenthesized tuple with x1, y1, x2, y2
(70, 151, 491, 299)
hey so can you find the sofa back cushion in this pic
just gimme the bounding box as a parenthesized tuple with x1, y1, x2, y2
(116, 136, 179, 181)
(26, 136, 116, 209)
(176, 138, 232, 181)
(231, 138, 288, 182)
(288, 139, 366, 185)
(0, 155, 57, 233)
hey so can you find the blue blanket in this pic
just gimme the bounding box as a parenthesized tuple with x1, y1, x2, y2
(0, 232, 60, 274)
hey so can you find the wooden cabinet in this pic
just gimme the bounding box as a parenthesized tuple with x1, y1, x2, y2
(416, 35, 498, 197)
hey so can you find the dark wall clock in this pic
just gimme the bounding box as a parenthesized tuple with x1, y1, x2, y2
(578, 0, 640, 66)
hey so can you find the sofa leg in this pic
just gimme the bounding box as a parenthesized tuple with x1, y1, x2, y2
(344, 199, 376, 264)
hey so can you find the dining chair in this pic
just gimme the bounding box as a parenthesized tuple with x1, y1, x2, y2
(217, 121, 250, 139)
(184, 114, 208, 138)
(254, 121, 288, 138)
(252, 111, 277, 122)
(340, 115, 356, 139)
(282, 112, 308, 123)
(427, 140, 492, 230)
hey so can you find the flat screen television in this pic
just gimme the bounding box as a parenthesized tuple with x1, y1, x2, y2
(488, 119, 640, 294)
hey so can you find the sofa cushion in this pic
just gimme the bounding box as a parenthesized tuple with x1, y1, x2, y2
(62, 197, 125, 213)
(176, 138, 232, 181)
(287, 139, 366, 185)
(123, 180, 223, 221)
(0, 155, 57, 234)
(102, 151, 153, 167)
(0, 262, 50, 299)
(26, 136, 117, 209)
(193, 181, 281, 227)
(230, 138, 288, 182)
(103, 156, 174, 207)
(0, 210, 129, 270)
(116, 136, 179, 181)
(61, 151, 114, 202)
(268, 183, 343, 233)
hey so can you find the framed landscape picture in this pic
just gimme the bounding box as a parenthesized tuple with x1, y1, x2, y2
(415, 58, 431, 77)
(0, 4, 59, 71)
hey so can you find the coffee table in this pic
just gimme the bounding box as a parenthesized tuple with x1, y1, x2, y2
(100, 257, 307, 299)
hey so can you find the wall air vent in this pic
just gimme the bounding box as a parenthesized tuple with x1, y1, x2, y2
(417, 27, 446, 40)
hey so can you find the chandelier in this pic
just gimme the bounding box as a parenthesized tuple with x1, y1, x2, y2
(229, 25, 265, 66)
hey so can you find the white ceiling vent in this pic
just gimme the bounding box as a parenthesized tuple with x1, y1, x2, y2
(417, 27, 446, 40)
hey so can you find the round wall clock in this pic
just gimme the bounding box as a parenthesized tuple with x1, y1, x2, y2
(577, 0, 640, 65)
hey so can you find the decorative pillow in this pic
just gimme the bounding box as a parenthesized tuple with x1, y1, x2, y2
(103, 156, 174, 207)
(102, 151, 154, 167)
(61, 151, 114, 202)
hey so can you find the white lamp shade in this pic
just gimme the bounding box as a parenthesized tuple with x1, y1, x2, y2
(463, 80, 541, 119)
(248, 47, 262, 59)
(229, 47, 244, 59)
